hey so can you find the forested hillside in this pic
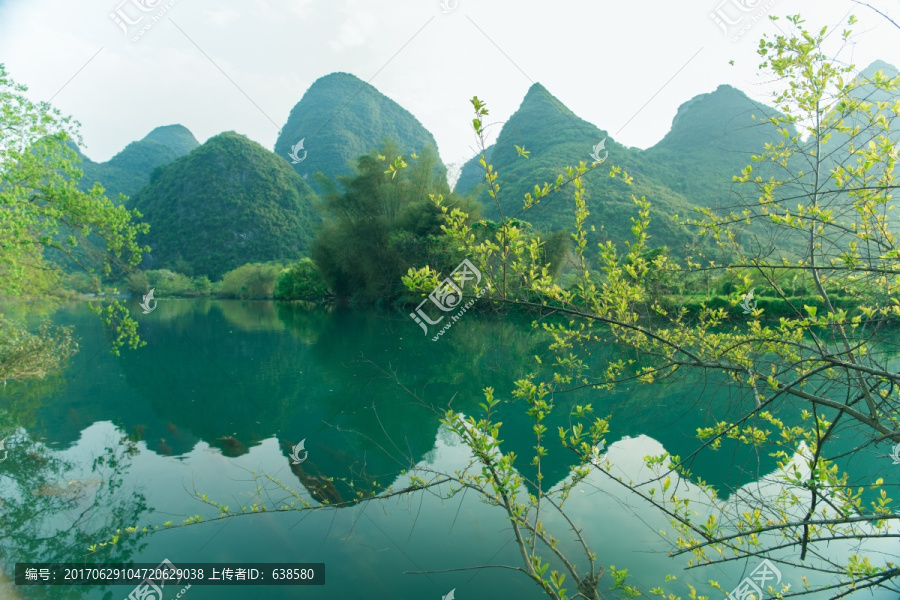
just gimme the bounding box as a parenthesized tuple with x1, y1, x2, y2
(132, 132, 320, 279)
(455, 83, 701, 253)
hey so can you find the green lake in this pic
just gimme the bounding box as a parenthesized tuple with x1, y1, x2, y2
(0, 300, 897, 599)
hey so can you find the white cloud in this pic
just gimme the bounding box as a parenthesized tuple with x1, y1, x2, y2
(328, 1, 378, 52)
(205, 6, 241, 27)
(282, 0, 315, 20)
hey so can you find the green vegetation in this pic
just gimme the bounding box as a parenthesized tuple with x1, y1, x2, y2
(274, 258, 330, 302)
(455, 61, 898, 265)
(0, 63, 147, 381)
(123, 263, 284, 300)
(48, 125, 200, 280)
(398, 16, 900, 598)
(310, 144, 480, 302)
(217, 263, 284, 299)
(641, 83, 789, 211)
(7, 14, 900, 600)
(125, 269, 210, 298)
(132, 131, 320, 280)
(274, 72, 446, 194)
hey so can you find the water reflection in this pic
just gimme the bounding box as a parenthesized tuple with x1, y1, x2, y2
(0, 300, 896, 599)
(0, 423, 149, 600)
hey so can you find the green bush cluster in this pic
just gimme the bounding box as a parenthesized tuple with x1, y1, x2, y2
(217, 263, 284, 300)
(124, 269, 210, 297)
(121, 266, 261, 299)
(274, 258, 330, 301)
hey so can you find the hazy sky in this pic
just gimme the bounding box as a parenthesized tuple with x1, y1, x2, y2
(0, 0, 897, 175)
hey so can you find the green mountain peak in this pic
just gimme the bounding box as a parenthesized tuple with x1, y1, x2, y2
(274, 72, 445, 192)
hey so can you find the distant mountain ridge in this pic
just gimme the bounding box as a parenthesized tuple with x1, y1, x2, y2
(53, 59, 897, 276)
(74, 124, 199, 200)
(454, 83, 705, 251)
(454, 67, 877, 251)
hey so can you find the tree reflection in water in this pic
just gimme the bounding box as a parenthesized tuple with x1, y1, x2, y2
(0, 388, 150, 600)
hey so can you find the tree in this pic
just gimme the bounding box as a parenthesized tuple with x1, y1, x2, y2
(0, 63, 147, 382)
(402, 14, 900, 598)
(311, 143, 480, 302)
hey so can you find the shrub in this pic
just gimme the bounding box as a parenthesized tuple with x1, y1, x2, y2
(217, 263, 283, 299)
(275, 259, 330, 301)
(186, 275, 212, 297)
(146, 269, 192, 296)
(125, 271, 150, 296)
(62, 271, 98, 294)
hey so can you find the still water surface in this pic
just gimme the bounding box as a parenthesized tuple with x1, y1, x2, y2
(0, 300, 896, 599)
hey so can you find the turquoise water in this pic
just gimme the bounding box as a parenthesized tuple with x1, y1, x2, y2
(0, 300, 896, 600)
